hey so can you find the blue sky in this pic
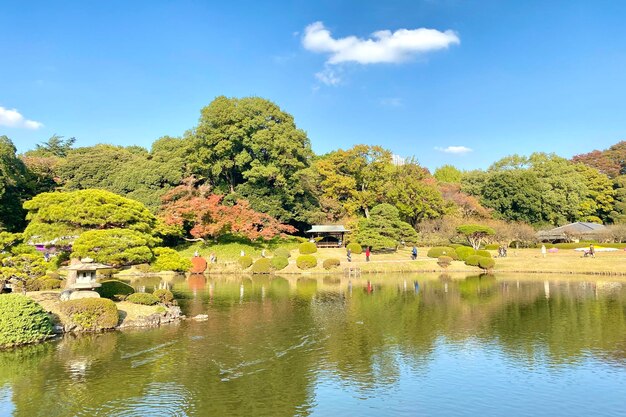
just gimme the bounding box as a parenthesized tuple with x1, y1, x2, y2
(1, 0, 626, 171)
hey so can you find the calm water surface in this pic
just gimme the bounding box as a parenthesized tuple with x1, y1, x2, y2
(1, 274, 626, 417)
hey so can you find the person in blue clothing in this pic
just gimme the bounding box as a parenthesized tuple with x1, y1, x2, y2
(411, 246, 418, 260)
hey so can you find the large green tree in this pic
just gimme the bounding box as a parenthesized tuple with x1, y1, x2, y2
(189, 96, 318, 224)
(0, 136, 37, 231)
(23, 189, 157, 244)
(352, 203, 418, 250)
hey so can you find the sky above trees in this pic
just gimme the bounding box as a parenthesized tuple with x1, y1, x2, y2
(1, 0, 626, 170)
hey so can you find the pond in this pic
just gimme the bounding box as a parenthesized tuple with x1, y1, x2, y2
(1, 274, 625, 417)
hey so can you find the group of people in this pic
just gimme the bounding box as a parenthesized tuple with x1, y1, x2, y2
(346, 246, 371, 262)
(194, 250, 217, 263)
(497, 245, 508, 257)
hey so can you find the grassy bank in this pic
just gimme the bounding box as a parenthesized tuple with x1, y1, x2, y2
(173, 244, 626, 276)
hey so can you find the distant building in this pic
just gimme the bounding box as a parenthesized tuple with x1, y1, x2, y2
(305, 225, 349, 248)
(537, 222, 607, 243)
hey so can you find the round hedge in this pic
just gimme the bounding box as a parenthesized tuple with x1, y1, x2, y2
(153, 289, 174, 304)
(478, 257, 496, 270)
(60, 298, 118, 331)
(476, 250, 492, 258)
(298, 242, 318, 254)
(437, 256, 453, 268)
(323, 258, 341, 270)
(271, 256, 289, 271)
(346, 242, 363, 255)
(96, 280, 135, 301)
(238, 255, 253, 269)
(273, 247, 291, 258)
(464, 255, 482, 267)
(296, 255, 317, 269)
(0, 294, 53, 348)
(126, 292, 160, 306)
(427, 247, 458, 260)
(251, 258, 272, 274)
(455, 246, 476, 261)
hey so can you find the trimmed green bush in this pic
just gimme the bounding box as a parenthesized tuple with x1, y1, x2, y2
(455, 246, 476, 261)
(298, 242, 318, 254)
(0, 294, 53, 348)
(484, 244, 499, 250)
(271, 256, 289, 271)
(346, 242, 363, 254)
(478, 257, 496, 271)
(126, 292, 159, 306)
(153, 289, 174, 304)
(251, 258, 272, 274)
(296, 255, 317, 269)
(427, 247, 458, 260)
(273, 247, 291, 258)
(437, 256, 453, 268)
(476, 250, 492, 258)
(151, 247, 192, 272)
(449, 243, 463, 249)
(323, 258, 341, 270)
(96, 280, 135, 301)
(59, 298, 118, 331)
(465, 255, 482, 267)
(238, 255, 253, 269)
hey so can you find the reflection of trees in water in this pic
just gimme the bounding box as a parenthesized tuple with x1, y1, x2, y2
(0, 276, 625, 416)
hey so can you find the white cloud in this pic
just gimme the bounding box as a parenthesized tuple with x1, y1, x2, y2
(315, 66, 342, 86)
(0, 106, 43, 129)
(380, 97, 403, 107)
(302, 21, 459, 65)
(435, 146, 473, 154)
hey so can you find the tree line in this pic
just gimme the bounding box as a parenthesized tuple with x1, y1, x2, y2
(2, 95, 626, 246)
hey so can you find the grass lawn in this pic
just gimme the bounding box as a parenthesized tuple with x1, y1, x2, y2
(174, 243, 626, 276)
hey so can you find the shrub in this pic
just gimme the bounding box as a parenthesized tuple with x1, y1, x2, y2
(476, 250, 492, 258)
(39, 278, 62, 290)
(346, 242, 363, 255)
(298, 242, 318, 254)
(478, 257, 496, 271)
(449, 244, 463, 249)
(465, 255, 482, 267)
(151, 247, 192, 272)
(455, 246, 476, 261)
(484, 244, 499, 250)
(126, 292, 159, 306)
(153, 289, 174, 304)
(251, 258, 272, 274)
(296, 255, 317, 269)
(437, 256, 453, 268)
(427, 247, 458, 260)
(0, 294, 53, 348)
(323, 258, 341, 270)
(96, 280, 135, 301)
(238, 255, 253, 269)
(59, 298, 118, 331)
(273, 247, 291, 258)
(271, 256, 289, 271)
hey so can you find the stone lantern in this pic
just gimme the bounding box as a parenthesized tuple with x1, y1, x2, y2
(64, 258, 111, 300)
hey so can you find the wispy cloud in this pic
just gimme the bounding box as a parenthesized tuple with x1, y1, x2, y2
(302, 21, 459, 84)
(380, 97, 403, 107)
(315, 66, 342, 86)
(0, 106, 43, 129)
(435, 146, 473, 154)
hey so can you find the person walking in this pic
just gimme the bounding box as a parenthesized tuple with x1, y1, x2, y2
(347, 248, 352, 262)
(365, 246, 371, 262)
(541, 244, 546, 258)
(411, 246, 418, 260)
(589, 244, 595, 258)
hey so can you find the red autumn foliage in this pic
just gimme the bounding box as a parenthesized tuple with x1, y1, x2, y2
(160, 183, 295, 240)
(439, 183, 492, 218)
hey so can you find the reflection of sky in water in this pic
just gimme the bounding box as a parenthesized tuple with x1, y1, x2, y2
(1, 276, 625, 416)
(0, 385, 15, 416)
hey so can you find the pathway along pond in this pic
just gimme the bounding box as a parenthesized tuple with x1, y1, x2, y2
(1, 274, 626, 417)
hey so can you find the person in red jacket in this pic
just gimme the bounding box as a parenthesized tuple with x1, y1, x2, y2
(365, 246, 371, 262)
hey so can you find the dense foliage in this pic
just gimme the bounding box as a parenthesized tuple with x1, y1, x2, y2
(96, 280, 135, 300)
(353, 204, 418, 250)
(59, 298, 119, 331)
(296, 255, 317, 269)
(238, 255, 253, 269)
(298, 242, 317, 254)
(251, 258, 272, 274)
(151, 247, 192, 272)
(72, 229, 158, 267)
(126, 292, 160, 306)
(0, 294, 52, 348)
(323, 258, 341, 270)
(153, 289, 174, 304)
(271, 255, 289, 270)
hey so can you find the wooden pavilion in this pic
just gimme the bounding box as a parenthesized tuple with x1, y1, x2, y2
(305, 225, 349, 248)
